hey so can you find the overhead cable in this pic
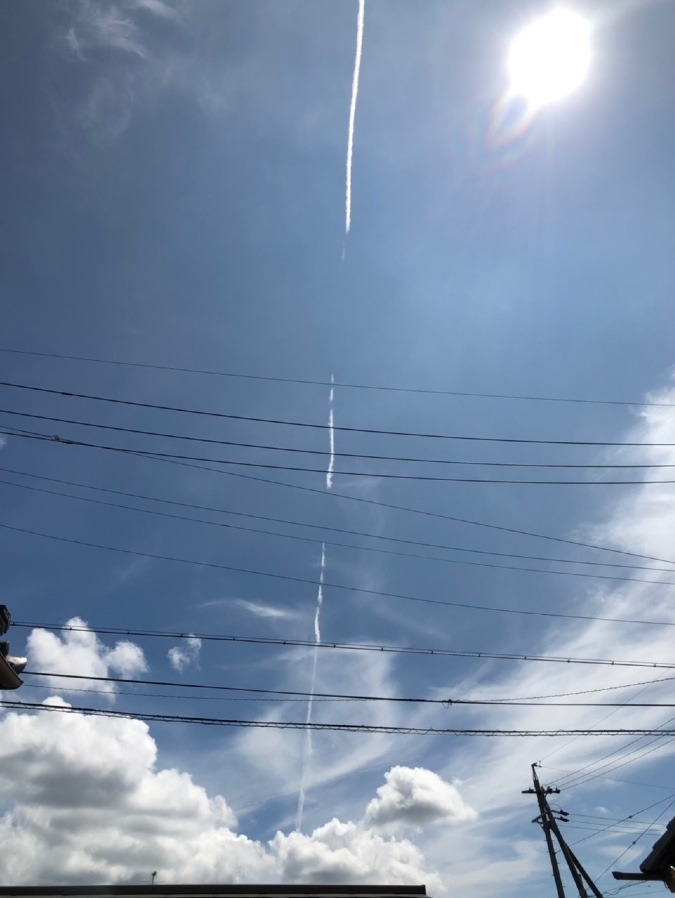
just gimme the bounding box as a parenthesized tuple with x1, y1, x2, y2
(4, 427, 675, 485)
(567, 797, 675, 848)
(596, 797, 675, 880)
(5, 520, 675, 626)
(23, 670, 675, 709)
(4, 433, 669, 568)
(14, 620, 675, 670)
(2, 476, 672, 586)
(3, 464, 671, 572)
(6, 699, 675, 735)
(556, 720, 675, 792)
(0, 346, 671, 408)
(0, 407, 673, 469)
(1, 379, 673, 446)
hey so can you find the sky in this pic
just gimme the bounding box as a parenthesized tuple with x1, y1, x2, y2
(1, 0, 675, 894)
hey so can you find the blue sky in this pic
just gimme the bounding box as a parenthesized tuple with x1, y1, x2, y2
(2, 0, 675, 893)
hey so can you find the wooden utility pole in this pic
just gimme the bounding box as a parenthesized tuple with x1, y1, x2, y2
(523, 764, 604, 898)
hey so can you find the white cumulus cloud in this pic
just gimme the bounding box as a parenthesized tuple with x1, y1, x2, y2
(0, 699, 263, 885)
(167, 634, 201, 672)
(0, 703, 442, 888)
(366, 766, 477, 830)
(272, 818, 442, 889)
(27, 618, 147, 698)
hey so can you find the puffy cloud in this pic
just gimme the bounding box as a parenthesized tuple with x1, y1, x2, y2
(167, 635, 201, 672)
(0, 702, 441, 888)
(0, 699, 266, 885)
(272, 819, 442, 890)
(366, 767, 477, 830)
(27, 618, 147, 698)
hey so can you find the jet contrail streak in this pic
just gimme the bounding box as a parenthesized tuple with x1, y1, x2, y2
(344, 0, 365, 240)
(296, 542, 325, 832)
(327, 375, 335, 489)
(297, 377, 335, 829)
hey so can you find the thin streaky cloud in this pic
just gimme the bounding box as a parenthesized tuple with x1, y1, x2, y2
(201, 598, 298, 620)
(344, 0, 365, 240)
(327, 375, 335, 490)
(296, 541, 326, 832)
(74, 6, 149, 59)
(299, 375, 336, 822)
(235, 599, 298, 620)
(132, 0, 181, 21)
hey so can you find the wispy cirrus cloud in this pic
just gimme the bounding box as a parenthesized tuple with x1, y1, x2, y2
(232, 598, 300, 621)
(132, 0, 181, 21)
(55, 0, 183, 145)
(210, 376, 675, 896)
(393, 378, 675, 892)
(64, 2, 152, 61)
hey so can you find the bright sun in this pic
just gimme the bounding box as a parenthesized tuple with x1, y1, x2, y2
(507, 8, 592, 109)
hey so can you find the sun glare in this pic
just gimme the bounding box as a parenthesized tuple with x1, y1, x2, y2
(507, 8, 592, 109)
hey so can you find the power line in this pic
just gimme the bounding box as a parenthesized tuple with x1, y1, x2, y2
(565, 735, 675, 793)
(4, 520, 675, 626)
(5, 426, 675, 486)
(501, 675, 675, 702)
(2, 379, 673, 446)
(4, 463, 671, 572)
(540, 764, 675, 792)
(6, 699, 675, 735)
(23, 670, 675, 710)
(572, 813, 660, 824)
(2, 407, 674, 469)
(596, 797, 675, 880)
(14, 620, 675, 671)
(2, 475, 672, 587)
(535, 669, 675, 769)
(558, 720, 675, 793)
(161, 458, 675, 565)
(557, 716, 675, 787)
(24, 671, 447, 705)
(1, 346, 671, 408)
(21, 682, 335, 703)
(6, 428, 669, 568)
(568, 796, 675, 848)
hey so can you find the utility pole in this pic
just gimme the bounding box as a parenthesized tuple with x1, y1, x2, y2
(523, 763, 604, 898)
(523, 764, 566, 898)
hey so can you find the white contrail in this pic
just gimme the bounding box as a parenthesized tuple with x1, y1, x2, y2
(344, 0, 365, 240)
(297, 376, 336, 829)
(296, 542, 325, 832)
(326, 375, 335, 489)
